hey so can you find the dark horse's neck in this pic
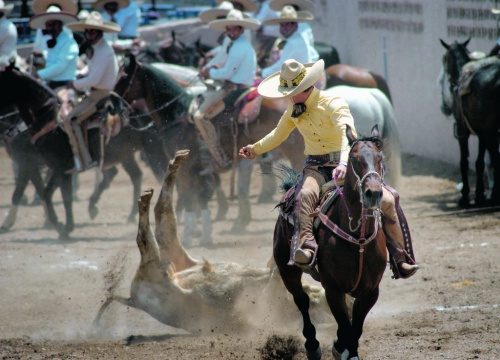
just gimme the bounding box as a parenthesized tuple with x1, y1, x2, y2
(141, 63, 193, 128)
(3, 68, 59, 132)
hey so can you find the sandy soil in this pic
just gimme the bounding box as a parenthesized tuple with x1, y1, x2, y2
(0, 146, 499, 360)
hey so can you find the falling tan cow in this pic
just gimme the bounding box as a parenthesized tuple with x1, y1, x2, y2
(93, 150, 329, 334)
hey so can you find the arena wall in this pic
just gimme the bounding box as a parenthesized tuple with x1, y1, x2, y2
(310, 0, 498, 168)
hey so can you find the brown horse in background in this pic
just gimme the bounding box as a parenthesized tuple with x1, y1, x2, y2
(326, 64, 392, 104)
(273, 125, 387, 360)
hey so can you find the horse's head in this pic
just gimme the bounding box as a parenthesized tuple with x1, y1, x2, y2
(158, 30, 187, 66)
(347, 125, 385, 210)
(439, 38, 471, 116)
(115, 53, 144, 102)
(0, 61, 18, 107)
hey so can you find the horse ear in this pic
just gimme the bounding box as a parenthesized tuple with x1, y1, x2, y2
(371, 124, 380, 138)
(439, 38, 450, 50)
(463, 37, 471, 48)
(346, 125, 356, 144)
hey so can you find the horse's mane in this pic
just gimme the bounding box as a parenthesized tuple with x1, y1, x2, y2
(140, 61, 193, 113)
(5, 67, 60, 129)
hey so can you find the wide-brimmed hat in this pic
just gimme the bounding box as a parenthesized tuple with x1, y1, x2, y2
(263, 5, 313, 26)
(77, 9, 89, 19)
(66, 11, 121, 32)
(0, 0, 14, 14)
(269, 0, 314, 12)
(209, 9, 260, 32)
(258, 58, 324, 99)
(215, 0, 258, 13)
(29, 5, 78, 29)
(200, 1, 233, 23)
(200, 1, 252, 23)
(32, 0, 77, 15)
(92, 0, 130, 12)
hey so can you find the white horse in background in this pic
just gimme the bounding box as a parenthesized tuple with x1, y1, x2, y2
(325, 86, 402, 188)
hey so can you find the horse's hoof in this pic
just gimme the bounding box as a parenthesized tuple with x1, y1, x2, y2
(306, 345, 322, 360)
(458, 198, 470, 208)
(332, 341, 348, 360)
(88, 205, 98, 220)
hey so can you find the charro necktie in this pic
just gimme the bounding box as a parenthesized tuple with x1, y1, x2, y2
(226, 41, 234, 54)
(291, 103, 307, 118)
(85, 45, 94, 60)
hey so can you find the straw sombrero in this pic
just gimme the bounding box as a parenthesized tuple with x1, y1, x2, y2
(0, 0, 14, 14)
(92, 0, 130, 12)
(208, 9, 260, 32)
(258, 59, 324, 99)
(263, 5, 313, 26)
(66, 11, 121, 32)
(200, 1, 233, 23)
(29, 5, 78, 29)
(269, 0, 314, 12)
(32, 0, 77, 15)
(215, 0, 258, 13)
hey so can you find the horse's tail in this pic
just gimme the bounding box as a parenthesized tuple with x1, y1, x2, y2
(369, 71, 393, 105)
(272, 162, 299, 193)
(372, 90, 401, 188)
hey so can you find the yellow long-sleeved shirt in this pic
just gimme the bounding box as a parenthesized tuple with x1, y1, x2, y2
(253, 88, 357, 163)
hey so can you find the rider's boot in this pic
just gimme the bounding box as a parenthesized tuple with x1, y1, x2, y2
(62, 120, 84, 174)
(193, 111, 231, 175)
(381, 191, 419, 279)
(289, 185, 319, 267)
(65, 121, 97, 174)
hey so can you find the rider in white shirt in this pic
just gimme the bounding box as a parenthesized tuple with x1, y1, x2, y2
(64, 11, 120, 173)
(0, 1, 17, 63)
(260, 6, 316, 78)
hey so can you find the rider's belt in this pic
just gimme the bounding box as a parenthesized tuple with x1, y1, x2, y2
(225, 81, 250, 90)
(305, 152, 341, 166)
(48, 80, 71, 90)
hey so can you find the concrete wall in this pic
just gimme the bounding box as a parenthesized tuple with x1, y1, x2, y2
(310, 0, 498, 167)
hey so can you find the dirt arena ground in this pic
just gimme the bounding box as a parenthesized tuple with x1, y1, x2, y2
(0, 146, 499, 360)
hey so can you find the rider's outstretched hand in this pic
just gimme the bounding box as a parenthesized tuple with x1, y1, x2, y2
(239, 145, 256, 159)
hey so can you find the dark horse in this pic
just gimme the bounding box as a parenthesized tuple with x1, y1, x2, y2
(325, 64, 392, 104)
(439, 38, 500, 206)
(0, 108, 50, 231)
(274, 125, 387, 360)
(112, 54, 305, 244)
(0, 63, 166, 237)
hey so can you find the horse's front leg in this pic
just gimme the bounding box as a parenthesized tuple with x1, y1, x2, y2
(485, 134, 500, 205)
(474, 140, 487, 206)
(230, 159, 252, 232)
(457, 135, 471, 207)
(349, 287, 380, 359)
(88, 166, 118, 220)
(275, 223, 321, 360)
(59, 173, 75, 238)
(120, 157, 143, 223)
(323, 285, 352, 360)
(280, 267, 322, 360)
